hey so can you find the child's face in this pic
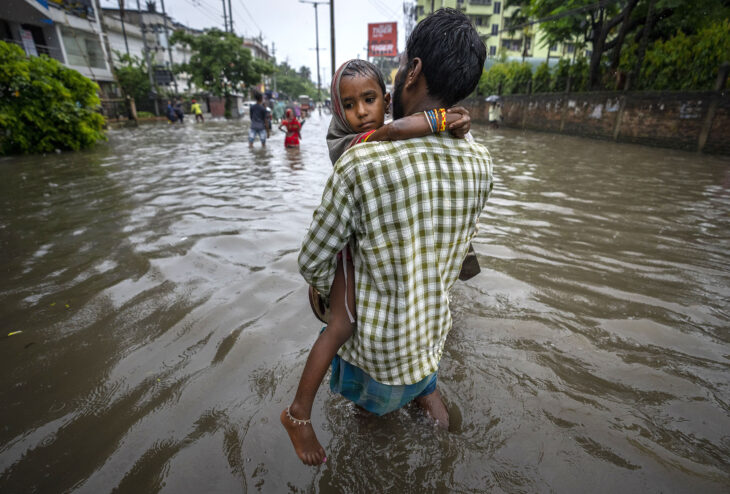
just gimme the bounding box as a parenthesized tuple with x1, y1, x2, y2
(339, 75, 390, 133)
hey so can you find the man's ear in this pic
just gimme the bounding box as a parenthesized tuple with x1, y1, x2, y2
(384, 92, 392, 114)
(405, 57, 423, 90)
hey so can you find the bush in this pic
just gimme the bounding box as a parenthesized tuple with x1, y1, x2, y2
(0, 41, 106, 155)
(478, 63, 509, 95)
(636, 20, 730, 90)
(569, 58, 589, 92)
(479, 61, 533, 95)
(550, 59, 571, 92)
(532, 62, 551, 93)
(505, 62, 533, 94)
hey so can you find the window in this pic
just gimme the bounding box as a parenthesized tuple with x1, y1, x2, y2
(489, 45, 496, 56)
(494, 1, 501, 14)
(566, 44, 575, 53)
(491, 24, 499, 35)
(470, 0, 492, 5)
(61, 27, 106, 68)
(550, 44, 558, 51)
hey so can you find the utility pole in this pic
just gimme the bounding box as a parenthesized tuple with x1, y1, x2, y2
(119, 0, 129, 55)
(272, 42, 277, 92)
(228, 0, 234, 32)
(136, 0, 158, 115)
(160, 0, 178, 93)
(330, 0, 335, 78)
(221, 0, 228, 32)
(300, 0, 328, 101)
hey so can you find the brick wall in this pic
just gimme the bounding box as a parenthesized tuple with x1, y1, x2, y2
(465, 90, 730, 155)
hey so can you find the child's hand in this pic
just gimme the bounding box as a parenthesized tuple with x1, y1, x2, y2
(446, 106, 471, 139)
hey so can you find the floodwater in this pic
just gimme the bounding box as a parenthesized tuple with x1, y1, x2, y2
(1, 113, 729, 493)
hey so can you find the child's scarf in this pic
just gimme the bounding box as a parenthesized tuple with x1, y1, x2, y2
(326, 60, 375, 165)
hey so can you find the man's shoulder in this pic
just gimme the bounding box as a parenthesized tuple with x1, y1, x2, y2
(334, 135, 490, 177)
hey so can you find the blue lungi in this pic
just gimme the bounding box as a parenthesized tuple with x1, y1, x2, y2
(329, 354, 438, 416)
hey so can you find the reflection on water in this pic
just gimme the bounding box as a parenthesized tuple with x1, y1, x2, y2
(0, 115, 728, 492)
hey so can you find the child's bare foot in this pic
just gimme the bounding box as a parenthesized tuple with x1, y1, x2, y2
(280, 407, 327, 465)
(415, 388, 450, 429)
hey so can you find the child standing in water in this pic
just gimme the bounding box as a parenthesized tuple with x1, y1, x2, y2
(278, 109, 305, 148)
(281, 59, 472, 466)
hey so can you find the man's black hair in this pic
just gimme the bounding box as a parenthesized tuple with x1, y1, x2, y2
(341, 59, 386, 97)
(406, 8, 486, 106)
(255, 92, 263, 102)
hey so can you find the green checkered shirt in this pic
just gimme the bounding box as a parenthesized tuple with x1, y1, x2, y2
(299, 134, 493, 385)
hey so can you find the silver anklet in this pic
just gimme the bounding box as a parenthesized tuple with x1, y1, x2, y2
(286, 407, 311, 426)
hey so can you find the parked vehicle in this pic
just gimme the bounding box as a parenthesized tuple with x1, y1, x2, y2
(298, 94, 311, 118)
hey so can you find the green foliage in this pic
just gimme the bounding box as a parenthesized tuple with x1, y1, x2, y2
(479, 61, 534, 95)
(478, 63, 509, 95)
(274, 61, 320, 101)
(113, 52, 151, 104)
(0, 41, 105, 155)
(529, 0, 594, 48)
(629, 20, 730, 90)
(551, 58, 571, 92)
(170, 28, 273, 97)
(569, 57, 589, 92)
(532, 61, 551, 93)
(507, 62, 533, 94)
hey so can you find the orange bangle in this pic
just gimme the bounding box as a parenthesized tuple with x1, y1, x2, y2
(438, 108, 447, 132)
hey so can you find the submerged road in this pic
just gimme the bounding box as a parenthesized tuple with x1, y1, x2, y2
(1, 113, 729, 492)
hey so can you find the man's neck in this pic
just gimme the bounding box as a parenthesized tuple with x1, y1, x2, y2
(407, 96, 446, 115)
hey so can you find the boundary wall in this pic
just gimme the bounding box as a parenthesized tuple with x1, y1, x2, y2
(465, 90, 730, 156)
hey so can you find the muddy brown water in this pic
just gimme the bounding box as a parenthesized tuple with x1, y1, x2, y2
(1, 114, 729, 493)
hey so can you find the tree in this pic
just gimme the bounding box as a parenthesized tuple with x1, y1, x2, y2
(112, 52, 151, 106)
(0, 41, 105, 155)
(528, 0, 730, 90)
(530, 0, 639, 89)
(273, 61, 319, 101)
(170, 28, 273, 117)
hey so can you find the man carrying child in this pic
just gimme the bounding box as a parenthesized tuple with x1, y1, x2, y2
(291, 8, 493, 464)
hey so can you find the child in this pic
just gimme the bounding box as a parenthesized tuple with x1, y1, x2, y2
(281, 59, 472, 466)
(278, 109, 305, 148)
(191, 99, 204, 123)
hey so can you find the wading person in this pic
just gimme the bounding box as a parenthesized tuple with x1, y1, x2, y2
(284, 8, 492, 466)
(282, 58, 473, 466)
(191, 99, 204, 122)
(249, 93, 268, 148)
(278, 109, 305, 148)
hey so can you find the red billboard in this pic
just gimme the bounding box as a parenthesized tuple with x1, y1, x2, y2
(368, 22, 398, 57)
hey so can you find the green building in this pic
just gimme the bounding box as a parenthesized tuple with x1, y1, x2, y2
(414, 0, 587, 66)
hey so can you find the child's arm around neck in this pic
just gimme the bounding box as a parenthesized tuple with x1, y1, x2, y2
(366, 106, 471, 143)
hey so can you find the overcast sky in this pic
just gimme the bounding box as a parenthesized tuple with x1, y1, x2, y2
(101, 0, 410, 87)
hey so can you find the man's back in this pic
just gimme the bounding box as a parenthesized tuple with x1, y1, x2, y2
(300, 134, 493, 385)
(250, 103, 267, 130)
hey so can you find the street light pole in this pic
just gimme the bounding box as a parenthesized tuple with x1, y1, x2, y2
(330, 0, 335, 78)
(300, 0, 328, 102)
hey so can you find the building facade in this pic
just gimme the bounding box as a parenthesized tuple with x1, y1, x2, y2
(1, 0, 115, 93)
(101, 6, 204, 94)
(414, 0, 585, 66)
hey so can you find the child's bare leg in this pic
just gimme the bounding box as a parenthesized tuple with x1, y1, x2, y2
(282, 254, 356, 465)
